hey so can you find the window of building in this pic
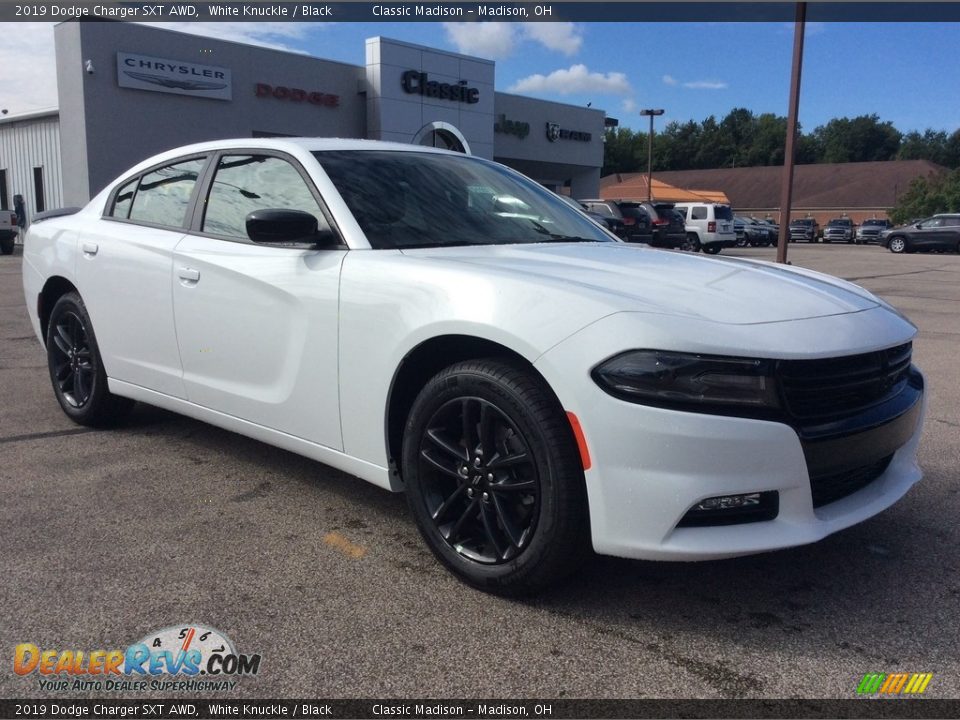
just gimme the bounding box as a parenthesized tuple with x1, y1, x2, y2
(202, 155, 328, 240)
(33, 167, 45, 214)
(128, 158, 205, 228)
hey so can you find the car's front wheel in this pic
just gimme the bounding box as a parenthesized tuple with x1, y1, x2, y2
(46, 292, 134, 426)
(888, 236, 907, 254)
(402, 359, 589, 595)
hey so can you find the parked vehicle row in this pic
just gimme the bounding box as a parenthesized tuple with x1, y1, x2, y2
(735, 216, 776, 247)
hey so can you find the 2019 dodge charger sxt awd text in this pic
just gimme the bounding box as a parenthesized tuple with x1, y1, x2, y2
(22, 139, 926, 594)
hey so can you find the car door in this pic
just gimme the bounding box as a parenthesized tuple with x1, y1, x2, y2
(171, 151, 346, 449)
(76, 155, 208, 399)
(913, 217, 946, 249)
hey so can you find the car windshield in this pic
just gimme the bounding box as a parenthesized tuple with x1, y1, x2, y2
(863, 220, 884, 226)
(827, 219, 849, 226)
(314, 150, 614, 249)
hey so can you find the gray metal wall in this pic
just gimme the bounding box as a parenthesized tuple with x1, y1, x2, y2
(56, 21, 367, 205)
(0, 111, 62, 218)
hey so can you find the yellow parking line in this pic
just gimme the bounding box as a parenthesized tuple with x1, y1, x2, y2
(323, 532, 367, 559)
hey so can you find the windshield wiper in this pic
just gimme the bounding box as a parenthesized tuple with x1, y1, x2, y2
(537, 235, 603, 243)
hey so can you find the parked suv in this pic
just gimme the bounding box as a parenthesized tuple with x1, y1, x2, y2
(789, 218, 820, 242)
(635, 201, 685, 248)
(0, 210, 17, 255)
(882, 214, 960, 254)
(823, 217, 855, 243)
(556, 195, 626, 238)
(856, 218, 892, 244)
(580, 199, 652, 244)
(673, 202, 736, 254)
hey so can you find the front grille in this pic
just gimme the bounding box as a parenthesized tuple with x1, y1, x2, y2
(778, 343, 912, 422)
(810, 455, 893, 508)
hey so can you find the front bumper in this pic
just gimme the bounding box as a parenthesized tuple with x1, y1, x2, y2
(535, 311, 924, 561)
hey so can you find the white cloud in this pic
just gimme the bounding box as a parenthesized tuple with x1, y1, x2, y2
(621, 98, 638, 113)
(0, 23, 58, 114)
(151, 22, 317, 51)
(443, 22, 516, 59)
(683, 80, 729, 90)
(0, 22, 316, 116)
(662, 74, 678, 86)
(508, 64, 632, 96)
(443, 21, 584, 60)
(521, 23, 582, 56)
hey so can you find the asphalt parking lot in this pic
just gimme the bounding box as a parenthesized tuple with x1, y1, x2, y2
(1, 242, 958, 700)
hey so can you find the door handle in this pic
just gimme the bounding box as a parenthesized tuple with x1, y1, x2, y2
(82, 241, 98, 256)
(178, 267, 200, 283)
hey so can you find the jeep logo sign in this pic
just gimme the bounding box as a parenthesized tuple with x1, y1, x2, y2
(494, 114, 530, 139)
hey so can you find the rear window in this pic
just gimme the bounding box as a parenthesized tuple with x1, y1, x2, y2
(585, 202, 619, 219)
(619, 206, 649, 220)
(714, 205, 733, 221)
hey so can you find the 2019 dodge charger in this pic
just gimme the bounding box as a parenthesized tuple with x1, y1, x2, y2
(22, 139, 926, 594)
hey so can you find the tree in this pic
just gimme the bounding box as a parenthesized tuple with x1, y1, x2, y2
(889, 168, 960, 225)
(897, 129, 949, 165)
(812, 114, 901, 163)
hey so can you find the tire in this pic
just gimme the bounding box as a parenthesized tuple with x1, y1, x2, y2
(0, 235, 14, 255)
(46, 292, 135, 426)
(888, 236, 906, 254)
(402, 358, 590, 596)
(702, 243, 722, 255)
(735, 236, 747, 248)
(682, 233, 701, 252)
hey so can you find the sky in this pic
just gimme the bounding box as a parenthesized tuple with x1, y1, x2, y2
(1, 19, 957, 136)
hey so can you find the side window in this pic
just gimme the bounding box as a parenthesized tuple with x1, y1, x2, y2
(128, 158, 205, 228)
(110, 178, 137, 219)
(676, 206, 688, 219)
(202, 154, 329, 240)
(691, 206, 708, 220)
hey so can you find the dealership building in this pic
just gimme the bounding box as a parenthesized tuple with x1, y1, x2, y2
(0, 21, 608, 220)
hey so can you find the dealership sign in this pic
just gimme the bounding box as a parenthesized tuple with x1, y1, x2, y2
(117, 52, 232, 101)
(401, 71, 479, 104)
(494, 114, 530, 139)
(255, 83, 339, 108)
(546, 122, 592, 143)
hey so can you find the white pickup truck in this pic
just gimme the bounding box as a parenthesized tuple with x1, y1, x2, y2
(0, 209, 18, 255)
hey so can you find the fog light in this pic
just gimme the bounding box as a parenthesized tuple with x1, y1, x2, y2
(678, 491, 779, 527)
(696, 493, 761, 511)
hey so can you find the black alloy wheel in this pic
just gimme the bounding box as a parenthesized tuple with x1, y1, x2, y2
(50, 309, 95, 409)
(681, 233, 701, 252)
(46, 292, 134, 426)
(418, 397, 539, 564)
(402, 359, 589, 595)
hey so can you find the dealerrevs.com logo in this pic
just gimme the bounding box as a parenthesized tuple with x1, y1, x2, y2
(13, 624, 261, 692)
(857, 672, 934, 696)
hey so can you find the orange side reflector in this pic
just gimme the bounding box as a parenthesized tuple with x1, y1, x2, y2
(566, 411, 592, 471)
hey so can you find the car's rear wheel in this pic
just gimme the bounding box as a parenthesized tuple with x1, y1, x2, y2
(682, 233, 701, 252)
(402, 358, 589, 595)
(702, 243, 722, 255)
(46, 292, 134, 426)
(888, 236, 907, 254)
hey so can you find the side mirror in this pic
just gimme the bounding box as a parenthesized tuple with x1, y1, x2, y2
(246, 208, 335, 246)
(914, 223, 922, 229)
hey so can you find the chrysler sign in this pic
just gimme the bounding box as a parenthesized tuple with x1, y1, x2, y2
(117, 52, 232, 101)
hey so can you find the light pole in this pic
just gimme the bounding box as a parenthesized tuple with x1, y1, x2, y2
(639, 109, 664, 202)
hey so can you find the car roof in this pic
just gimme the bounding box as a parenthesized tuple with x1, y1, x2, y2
(118, 137, 469, 181)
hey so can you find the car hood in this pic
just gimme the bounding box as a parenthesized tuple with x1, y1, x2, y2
(402, 242, 881, 325)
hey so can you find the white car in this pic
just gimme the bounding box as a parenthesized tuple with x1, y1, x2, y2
(22, 138, 925, 595)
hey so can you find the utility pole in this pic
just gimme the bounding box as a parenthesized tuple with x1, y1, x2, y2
(777, 2, 806, 264)
(639, 109, 664, 202)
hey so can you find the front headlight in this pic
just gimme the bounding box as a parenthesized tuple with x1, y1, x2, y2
(592, 350, 780, 409)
